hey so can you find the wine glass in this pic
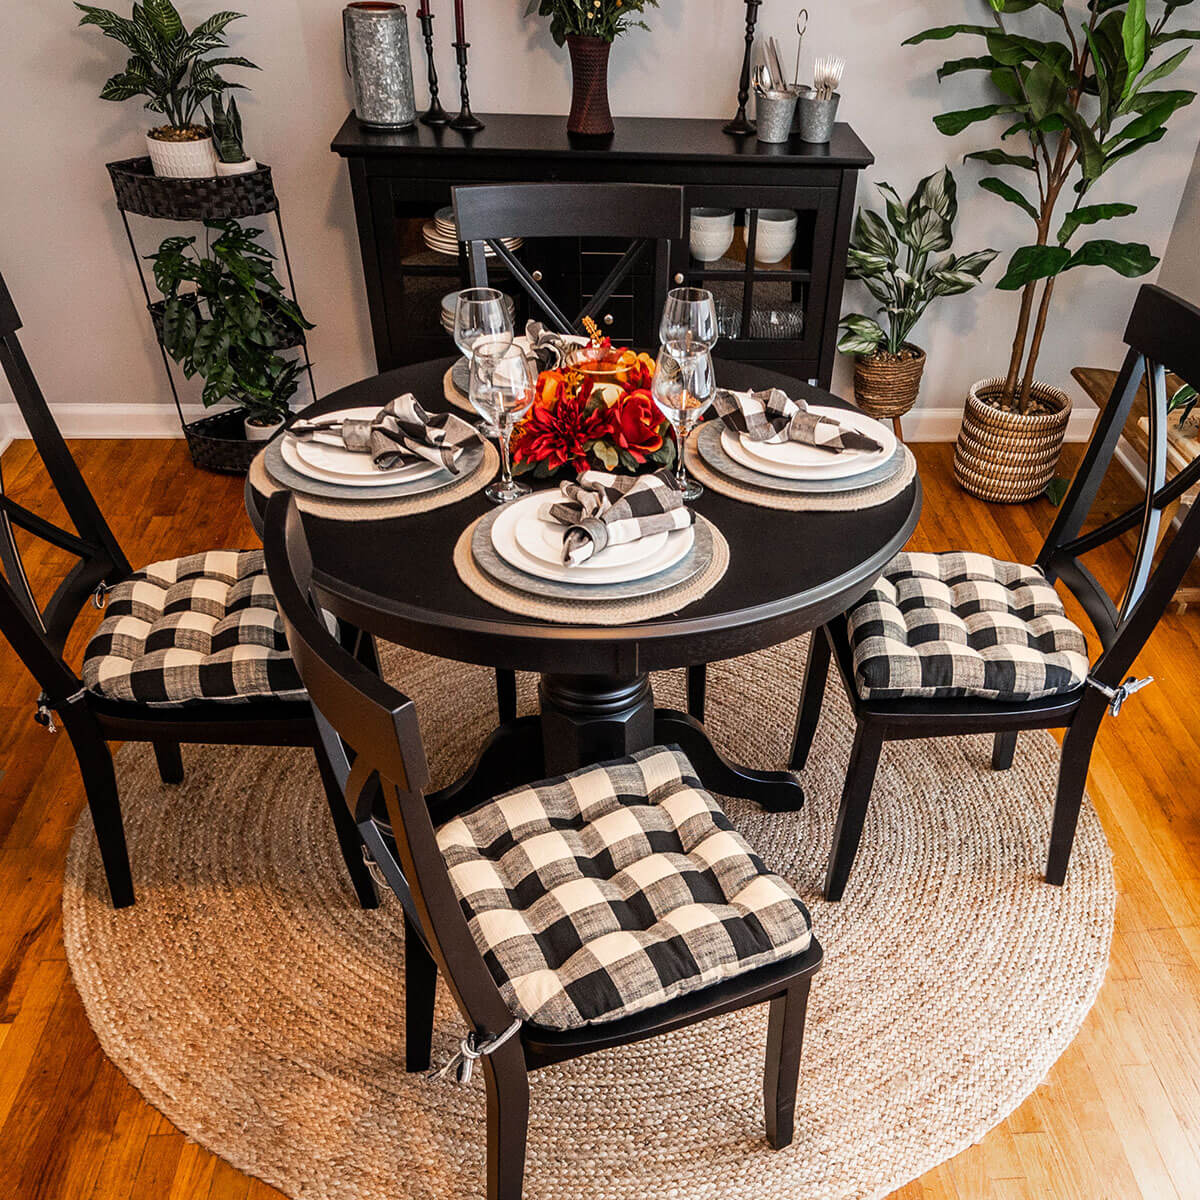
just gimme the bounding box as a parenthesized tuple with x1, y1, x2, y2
(454, 287, 513, 437)
(651, 345, 715, 501)
(659, 286, 719, 361)
(469, 342, 536, 504)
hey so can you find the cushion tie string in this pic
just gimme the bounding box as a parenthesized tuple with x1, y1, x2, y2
(1085, 674, 1154, 717)
(34, 686, 88, 734)
(428, 1019, 522, 1085)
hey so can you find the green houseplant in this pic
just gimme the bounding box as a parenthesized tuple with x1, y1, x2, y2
(838, 167, 998, 434)
(149, 219, 313, 439)
(525, 0, 660, 134)
(908, 0, 1200, 501)
(209, 93, 255, 176)
(76, 0, 257, 178)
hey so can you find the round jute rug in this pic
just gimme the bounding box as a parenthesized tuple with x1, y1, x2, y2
(63, 637, 1115, 1200)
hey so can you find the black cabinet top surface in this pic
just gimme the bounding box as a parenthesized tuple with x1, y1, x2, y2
(331, 112, 874, 168)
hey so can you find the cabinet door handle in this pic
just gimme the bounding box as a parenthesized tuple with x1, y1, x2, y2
(532, 269, 543, 282)
(603, 313, 614, 326)
(674, 273, 685, 285)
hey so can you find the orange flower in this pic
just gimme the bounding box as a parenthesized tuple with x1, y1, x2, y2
(602, 388, 665, 462)
(613, 349, 656, 390)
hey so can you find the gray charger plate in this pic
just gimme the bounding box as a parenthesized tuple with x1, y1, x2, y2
(696, 421, 906, 494)
(451, 357, 471, 396)
(265, 436, 485, 502)
(471, 502, 713, 602)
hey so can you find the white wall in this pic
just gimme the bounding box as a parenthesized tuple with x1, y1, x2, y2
(1, 0, 1198, 436)
(1159, 139, 1200, 306)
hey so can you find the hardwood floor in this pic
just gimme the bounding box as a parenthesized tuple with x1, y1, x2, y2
(1, 436, 1198, 1199)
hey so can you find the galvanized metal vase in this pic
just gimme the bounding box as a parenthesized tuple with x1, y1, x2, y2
(343, 2, 417, 130)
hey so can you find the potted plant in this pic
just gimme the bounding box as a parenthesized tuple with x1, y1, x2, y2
(76, 1, 258, 178)
(209, 93, 256, 176)
(148, 219, 313, 441)
(524, 0, 659, 135)
(838, 167, 997, 436)
(908, 1, 1199, 502)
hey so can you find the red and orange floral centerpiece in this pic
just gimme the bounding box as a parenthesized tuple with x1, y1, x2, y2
(510, 343, 678, 480)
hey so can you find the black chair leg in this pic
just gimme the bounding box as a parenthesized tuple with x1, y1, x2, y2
(404, 912, 437, 1072)
(67, 721, 135, 908)
(687, 664, 707, 721)
(1045, 714, 1101, 886)
(991, 731, 1018, 771)
(763, 976, 812, 1149)
(790, 627, 831, 770)
(152, 739, 184, 784)
(824, 721, 885, 902)
(313, 744, 379, 909)
(496, 668, 518, 724)
(484, 1038, 530, 1200)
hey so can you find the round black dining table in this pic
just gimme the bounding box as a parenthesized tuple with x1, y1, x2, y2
(248, 356, 921, 815)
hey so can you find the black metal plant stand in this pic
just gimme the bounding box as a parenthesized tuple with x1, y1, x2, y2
(107, 158, 316, 474)
(724, 0, 762, 137)
(417, 10, 450, 126)
(449, 40, 485, 132)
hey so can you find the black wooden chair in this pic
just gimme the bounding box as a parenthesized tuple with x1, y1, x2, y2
(0, 268, 376, 910)
(791, 283, 1200, 901)
(263, 488, 824, 1200)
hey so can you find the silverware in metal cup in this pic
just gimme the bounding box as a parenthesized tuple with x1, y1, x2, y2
(797, 91, 840, 144)
(755, 90, 799, 144)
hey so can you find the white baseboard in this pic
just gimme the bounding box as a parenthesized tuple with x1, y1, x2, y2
(0, 401, 1100, 447)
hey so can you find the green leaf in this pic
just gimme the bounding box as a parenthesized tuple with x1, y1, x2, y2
(847, 247, 892, 278)
(905, 207, 954, 255)
(1058, 109, 1106, 179)
(914, 166, 958, 224)
(933, 104, 1019, 136)
(964, 148, 1038, 170)
(1122, 0, 1147, 93)
(1169, 383, 1198, 412)
(952, 248, 1000, 276)
(1044, 476, 1071, 506)
(854, 208, 898, 258)
(1065, 239, 1158, 276)
(1024, 61, 1069, 121)
(903, 24, 993, 46)
(1057, 202, 1137, 244)
(99, 71, 151, 101)
(838, 315, 887, 356)
(1120, 87, 1195, 115)
(996, 244, 1072, 290)
(937, 55, 1002, 81)
(979, 177, 1040, 221)
(143, 0, 183, 42)
(1105, 96, 1188, 148)
(1098, 127, 1167, 173)
(987, 32, 1074, 86)
(1122, 47, 1191, 109)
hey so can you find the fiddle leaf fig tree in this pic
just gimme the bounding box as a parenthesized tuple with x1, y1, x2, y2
(907, 0, 1200, 413)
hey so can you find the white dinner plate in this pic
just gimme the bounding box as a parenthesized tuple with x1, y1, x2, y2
(720, 428, 885, 482)
(289, 407, 442, 480)
(513, 502, 670, 571)
(281, 437, 446, 489)
(489, 492, 694, 586)
(736, 406, 895, 473)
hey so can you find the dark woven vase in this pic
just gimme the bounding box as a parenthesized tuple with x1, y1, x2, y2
(566, 35, 614, 135)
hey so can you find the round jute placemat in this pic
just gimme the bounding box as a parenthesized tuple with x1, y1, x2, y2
(248, 442, 499, 522)
(452, 514, 729, 624)
(686, 428, 918, 512)
(63, 639, 1115, 1200)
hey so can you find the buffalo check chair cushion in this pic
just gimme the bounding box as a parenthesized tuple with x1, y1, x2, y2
(847, 551, 1090, 702)
(83, 550, 306, 707)
(436, 746, 814, 1031)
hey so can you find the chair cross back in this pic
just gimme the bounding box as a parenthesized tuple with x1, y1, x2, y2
(452, 183, 686, 337)
(0, 267, 131, 701)
(1036, 285, 1200, 689)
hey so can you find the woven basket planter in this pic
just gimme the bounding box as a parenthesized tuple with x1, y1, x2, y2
(566, 36, 614, 135)
(954, 377, 1072, 503)
(183, 408, 261, 475)
(853, 345, 926, 423)
(108, 157, 277, 221)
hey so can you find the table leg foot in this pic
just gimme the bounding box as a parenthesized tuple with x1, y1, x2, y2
(426, 716, 545, 823)
(653, 708, 805, 812)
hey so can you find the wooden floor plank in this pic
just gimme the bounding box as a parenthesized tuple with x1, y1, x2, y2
(1, 436, 1199, 1200)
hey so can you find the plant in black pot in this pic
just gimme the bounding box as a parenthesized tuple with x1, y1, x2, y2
(524, 0, 659, 135)
(838, 168, 997, 437)
(909, 0, 1200, 503)
(148, 219, 313, 441)
(76, 0, 257, 178)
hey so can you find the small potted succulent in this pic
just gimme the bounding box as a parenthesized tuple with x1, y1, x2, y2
(838, 167, 997, 433)
(209, 93, 256, 176)
(76, 1, 258, 178)
(148, 219, 313, 441)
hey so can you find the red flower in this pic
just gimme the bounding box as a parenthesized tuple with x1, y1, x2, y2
(511, 377, 609, 474)
(602, 388, 666, 463)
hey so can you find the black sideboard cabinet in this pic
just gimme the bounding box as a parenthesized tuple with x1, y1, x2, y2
(332, 113, 873, 388)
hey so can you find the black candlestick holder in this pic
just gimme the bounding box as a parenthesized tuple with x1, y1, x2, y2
(723, 0, 761, 137)
(449, 40, 485, 132)
(417, 11, 450, 126)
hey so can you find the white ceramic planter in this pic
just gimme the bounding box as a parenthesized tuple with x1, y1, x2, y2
(146, 130, 217, 178)
(215, 157, 258, 177)
(243, 415, 285, 442)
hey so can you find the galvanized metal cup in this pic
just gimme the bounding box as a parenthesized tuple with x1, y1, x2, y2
(798, 92, 840, 144)
(343, 2, 417, 130)
(755, 90, 799, 144)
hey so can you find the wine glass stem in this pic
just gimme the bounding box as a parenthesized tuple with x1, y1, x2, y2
(497, 417, 514, 488)
(674, 420, 689, 491)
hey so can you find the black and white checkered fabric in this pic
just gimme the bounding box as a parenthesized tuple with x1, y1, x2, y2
(549, 469, 693, 566)
(714, 386, 883, 453)
(436, 745, 813, 1030)
(847, 551, 1090, 701)
(83, 550, 306, 707)
(291, 393, 482, 473)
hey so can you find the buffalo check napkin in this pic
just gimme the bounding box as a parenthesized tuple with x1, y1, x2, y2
(291, 394, 481, 473)
(548, 469, 694, 566)
(714, 387, 883, 454)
